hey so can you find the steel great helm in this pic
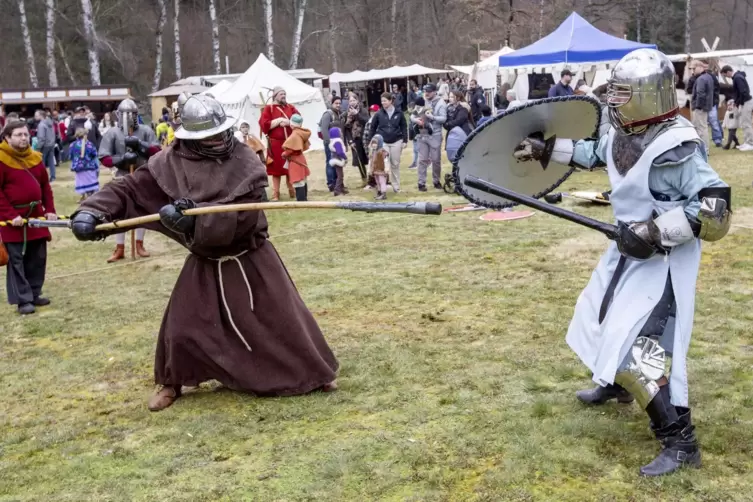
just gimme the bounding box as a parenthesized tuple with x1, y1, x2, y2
(606, 48, 679, 135)
(116, 98, 139, 134)
(174, 94, 237, 158)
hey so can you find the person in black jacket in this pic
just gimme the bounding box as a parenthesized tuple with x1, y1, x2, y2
(721, 65, 753, 150)
(707, 70, 723, 147)
(468, 80, 486, 123)
(65, 106, 100, 147)
(369, 92, 407, 192)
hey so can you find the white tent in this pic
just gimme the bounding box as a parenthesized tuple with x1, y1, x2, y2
(329, 64, 447, 84)
(202, 79, 233, 97)
(450, 46, 516, 89)
(215, 54, 327, 150)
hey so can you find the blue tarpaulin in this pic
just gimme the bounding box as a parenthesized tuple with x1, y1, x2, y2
(499, 12, 656, 67)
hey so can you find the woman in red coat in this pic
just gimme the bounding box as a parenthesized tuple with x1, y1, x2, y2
(259, 87, 300, 201)
(0, 120, 58, 315)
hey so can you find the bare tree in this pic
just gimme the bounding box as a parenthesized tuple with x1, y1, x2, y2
(391, 0, 398, 64)
(17, 0, 39, 87)
(684, 0, 691, 52)
(174, 0, 182, 79)
(327, 0, 338, 71)
(209, 0, 221, 73)
(539, 0, 545, 38)
(56, 37, 77, 86)
(45, 0, 58, 87)
(80, 0, 101, 85)
(153, 0, 167, 92)
(264, 0, 274, 63)
(636, 0, 641, 42)
(290, 0, 308, 69)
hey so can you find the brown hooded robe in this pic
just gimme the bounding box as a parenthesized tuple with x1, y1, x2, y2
(78, 140, 338, 396)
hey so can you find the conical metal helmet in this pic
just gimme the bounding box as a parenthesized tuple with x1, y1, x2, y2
(174, 94, 236, 140)
(116, 98, 139, 132)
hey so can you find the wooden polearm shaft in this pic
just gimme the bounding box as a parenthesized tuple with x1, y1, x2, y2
(27, 201, 443, 231)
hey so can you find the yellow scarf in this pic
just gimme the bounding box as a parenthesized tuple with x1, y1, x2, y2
(0, 140, 43, 170)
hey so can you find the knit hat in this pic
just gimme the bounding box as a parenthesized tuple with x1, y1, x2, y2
(415, 97, 426, 107)
(272, 86, 285, 100)
(328, 127, 342, 139)
(291, 114, 303, 127)
(370, 134, 384, 150)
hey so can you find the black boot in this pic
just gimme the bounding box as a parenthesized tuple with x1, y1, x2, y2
(575, 383, 634, 405)
(294, 185, 307, 201)
(640, 407, 701, 476)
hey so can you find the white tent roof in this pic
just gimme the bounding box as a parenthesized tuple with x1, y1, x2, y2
(215, 54, 327, 150)
(330, 64, 448, 84)
(202, 79, 233, 97)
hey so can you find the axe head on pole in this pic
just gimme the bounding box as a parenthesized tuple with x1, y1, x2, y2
(27, 219, 72, 229)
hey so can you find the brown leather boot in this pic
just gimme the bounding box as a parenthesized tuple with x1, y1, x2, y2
(135, 240, 150, 258)
(107, 244, 125, 263)
(148, 385, 181, 412)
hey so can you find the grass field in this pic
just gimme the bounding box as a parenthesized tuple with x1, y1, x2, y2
(1, 146, 753, 502)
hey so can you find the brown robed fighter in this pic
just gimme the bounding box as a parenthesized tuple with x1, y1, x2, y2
(70, 95, 338, 411)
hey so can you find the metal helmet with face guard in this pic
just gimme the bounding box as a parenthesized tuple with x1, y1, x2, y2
(606, 49, 679, 135)
(174, 94, 237, 158)
(116, 98, 139, 134)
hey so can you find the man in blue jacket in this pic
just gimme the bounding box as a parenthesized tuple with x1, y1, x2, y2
(548, 70, 574, 97)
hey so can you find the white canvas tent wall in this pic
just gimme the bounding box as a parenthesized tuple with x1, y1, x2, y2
(450, 46, 516, 89)
(214, 54, 327, 150)
(329, 64, 447, 84)
(202, 79, 233, 97)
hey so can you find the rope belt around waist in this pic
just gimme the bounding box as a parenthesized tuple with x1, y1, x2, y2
(210, 250, 253, 352)
(13, 200, 41, 255)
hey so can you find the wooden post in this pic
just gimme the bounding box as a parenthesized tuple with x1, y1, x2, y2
(130, 164, 135, 259)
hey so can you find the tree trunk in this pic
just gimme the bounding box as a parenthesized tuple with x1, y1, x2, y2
(539, 0, 544, 39)
(289, 0, 308, 69)
(17, 0, 39, 87)
(327, 0, 337, 71)
(208, 0, 221, 74)
(80, 0, 101, 85)
(153, 0, 167, 92)
(390, 0, 398, 64)
(636, 0, 641, 43)
(505, 0, 514, 47)
(45, 0, 58, 87)
(57, 37, 77, 85)
(684, 0, 691, 52)
(174, 0, 182, 79)
(264, 0, 274, 63)
(729, 0, 738, 48)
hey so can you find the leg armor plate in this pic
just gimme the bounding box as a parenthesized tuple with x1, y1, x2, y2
(614, 336, 668, 409)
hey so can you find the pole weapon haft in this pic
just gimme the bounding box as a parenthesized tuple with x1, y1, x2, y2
(27, 201, 443, 231)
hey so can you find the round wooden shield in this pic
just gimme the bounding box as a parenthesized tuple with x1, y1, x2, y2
(480, 210, 535, 221)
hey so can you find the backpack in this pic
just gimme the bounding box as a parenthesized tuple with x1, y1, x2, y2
(317, 110, 334, 139)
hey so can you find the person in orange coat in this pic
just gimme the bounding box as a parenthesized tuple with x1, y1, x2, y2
(281, 114, 311, 201)
(259, 87, 299, 201)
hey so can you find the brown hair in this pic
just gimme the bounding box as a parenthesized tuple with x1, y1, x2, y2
(75, 128, 88, 140)
(381, 92, 394, 102)
(451, 90, 466, 102)
(1, 120, 28, 140)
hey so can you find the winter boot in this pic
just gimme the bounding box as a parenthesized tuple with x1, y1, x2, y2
(107, 244, 126, 263)
(575, 383, 634, 405)
(640, 408, 701, 476)
(135, 240, 150, 258)
(294, 185, 307, 201)
(18, 303, 36, 315)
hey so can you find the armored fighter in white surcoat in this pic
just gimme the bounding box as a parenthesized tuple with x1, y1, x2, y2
(516, 48, 732, 476)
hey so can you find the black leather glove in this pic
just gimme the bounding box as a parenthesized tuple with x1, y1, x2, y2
(159, 198, 197, 236)
(123, 151, 138, 165)
(615, 218, 663, 260)
(124, 135, 140, 150)
(71, 210, 106, 242)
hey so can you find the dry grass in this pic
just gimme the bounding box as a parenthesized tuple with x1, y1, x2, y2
(1, 146, 752, 501)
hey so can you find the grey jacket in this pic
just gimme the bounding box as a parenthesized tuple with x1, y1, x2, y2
(414, 96, 447, 139)
(692, 72, 715, 112)
(36, 118, 56, 148)
(320, 108, 343, 142)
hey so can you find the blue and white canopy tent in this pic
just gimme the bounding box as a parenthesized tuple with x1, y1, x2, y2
(498, 12, 656, 101)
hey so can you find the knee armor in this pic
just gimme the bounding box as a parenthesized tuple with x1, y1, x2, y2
(614, 336, 670, 408)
